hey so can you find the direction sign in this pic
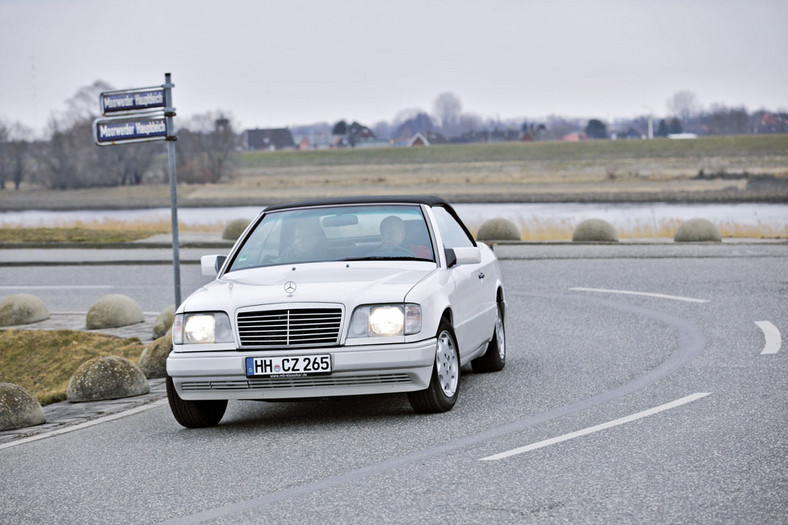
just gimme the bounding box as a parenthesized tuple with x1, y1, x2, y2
(100, 88, 166, 115)
(93, 115, 168, 146)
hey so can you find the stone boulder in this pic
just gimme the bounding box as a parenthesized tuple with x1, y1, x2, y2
(86, 294, 144, 329)
(153, 305, 175, 339)
(222, 218, 251, 241)
(139, 333, 172, 379)
(476, 218, 521, 242)
(0, 294, 50, 326)
(0, 383, 46, 431)
(572, 219, 619, 242)
(674, 218, 722, 242)
(67, 356, 150, 402)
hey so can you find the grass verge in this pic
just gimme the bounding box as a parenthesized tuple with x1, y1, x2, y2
(0, 227, 164, 243)
(0, 218, 227, 243)
(2, 216, 785, 243)
(0, 330, 144, 405)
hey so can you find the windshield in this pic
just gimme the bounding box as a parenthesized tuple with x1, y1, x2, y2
(227, 204, 435, 271)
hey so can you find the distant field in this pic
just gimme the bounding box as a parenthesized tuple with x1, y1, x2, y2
(1, 134, 787, 212)
(239, 134, 788, 168)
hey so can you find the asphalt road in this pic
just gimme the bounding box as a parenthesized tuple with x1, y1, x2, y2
(1, 244, 786, 524)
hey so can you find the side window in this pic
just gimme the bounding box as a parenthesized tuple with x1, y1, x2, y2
(432, 207, 475, 249)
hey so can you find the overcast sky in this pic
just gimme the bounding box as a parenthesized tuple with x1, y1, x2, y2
(1, 0, 786, 135)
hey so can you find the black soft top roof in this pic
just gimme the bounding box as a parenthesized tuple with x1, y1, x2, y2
(264, 195, 450, 212)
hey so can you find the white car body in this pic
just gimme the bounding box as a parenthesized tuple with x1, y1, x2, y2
(166, 196, 506, 426)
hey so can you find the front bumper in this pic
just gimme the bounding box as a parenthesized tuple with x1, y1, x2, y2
(166, 339, 437, 401)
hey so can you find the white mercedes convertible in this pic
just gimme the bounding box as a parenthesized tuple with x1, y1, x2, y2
(166, 196, 506, 427)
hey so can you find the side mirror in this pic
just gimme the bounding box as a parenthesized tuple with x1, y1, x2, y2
(444, 248, 457, 268)
(201, 255, 227, 277)
(444, 247, 481, 267)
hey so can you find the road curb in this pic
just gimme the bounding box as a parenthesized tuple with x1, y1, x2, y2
(0, 241, 233, 250)
(0, 381, 168, 448)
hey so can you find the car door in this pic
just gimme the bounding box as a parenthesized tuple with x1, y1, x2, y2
(431, 206, 493, 357)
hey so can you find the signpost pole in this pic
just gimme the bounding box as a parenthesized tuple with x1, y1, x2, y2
(164, 72, 182, 308)
(93, 74, 181, 308)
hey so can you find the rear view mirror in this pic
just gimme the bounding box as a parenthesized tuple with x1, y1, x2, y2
(323, 214, 359, 227)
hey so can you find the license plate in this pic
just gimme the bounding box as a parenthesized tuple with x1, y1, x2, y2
(245, 354, 332, 377)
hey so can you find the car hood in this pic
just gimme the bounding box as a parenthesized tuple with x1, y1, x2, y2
(181, 262, 437, 313)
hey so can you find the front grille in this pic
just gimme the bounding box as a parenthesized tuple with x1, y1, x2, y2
(180, 374, 412, 392)
(237, 308, 342, 348)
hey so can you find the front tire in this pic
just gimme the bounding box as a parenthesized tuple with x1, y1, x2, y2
(166, 376, 227, 428)
(471, 301, 506, 373)
(408, 322, 460, 413)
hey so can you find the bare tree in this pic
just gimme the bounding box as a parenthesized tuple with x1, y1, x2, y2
(176, 111, 238, 183)
(65, 80, 113, 123)
(393, 108, 426, 127)
(0, 121, 8, 189)
(37, 116, 106, 189)
(667, 90, 701, 124)
(0, 121, 33, 190)
(95, 140, 162, 186)
(545, 115, 583, 139)
(205, 115, 237, 180)
(433, 92, 463, 136)
(456, 113, 482, 136)
(701, 104, 749, 135)
(393, 112, 435, 140)
(371, 120, 392, 139)
(34, 80, 112, 189)
(33, 81, 163, 189)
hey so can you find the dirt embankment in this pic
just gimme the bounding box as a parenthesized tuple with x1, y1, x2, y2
(4, 136, 788, 211)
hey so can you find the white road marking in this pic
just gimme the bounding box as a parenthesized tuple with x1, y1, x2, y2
(570, 287, 709, 303)
(0, 285, 114, 290)
(480, 392, 711, 461)
(0, 399, 167, 451)
(755, 321, 782, 355)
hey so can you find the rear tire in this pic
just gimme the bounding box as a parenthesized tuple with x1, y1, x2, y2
(166, 376, 227, 428)
(408, 322, 460, 413)
(471, 301, 506, 373)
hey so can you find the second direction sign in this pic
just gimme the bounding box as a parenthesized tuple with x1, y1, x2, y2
(93, 115, 168, 146)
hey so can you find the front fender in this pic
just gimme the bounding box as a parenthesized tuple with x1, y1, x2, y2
(404, 268, 453, 343)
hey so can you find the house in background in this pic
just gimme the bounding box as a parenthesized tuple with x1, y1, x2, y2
(292, 132, 337, 150)
(241, 128, 295, 151)
(407, 132, 431, 147)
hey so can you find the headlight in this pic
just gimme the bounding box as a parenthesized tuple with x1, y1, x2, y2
(370, 306, 403, 336)
(348, 304, 421, 338)
(172, 312, 233, 344)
